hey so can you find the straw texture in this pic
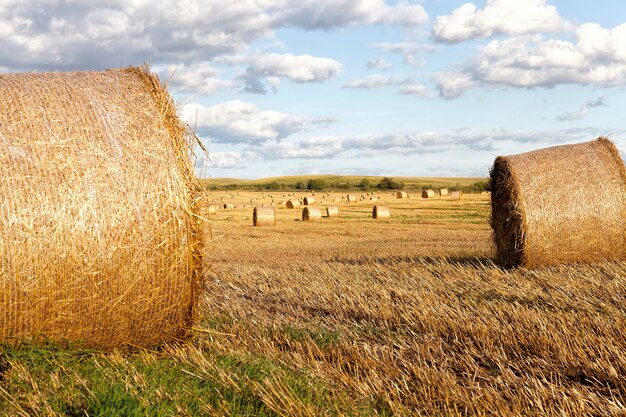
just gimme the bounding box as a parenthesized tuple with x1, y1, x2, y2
(0, 66, 204, 349)
(302, 207, 322, 222)
(490, 137, 626, 268)
(253, 207, 275, 226)
(373, 205, 390, 219)
(326, 205, 340, 217)
(422, 190, 435, 198)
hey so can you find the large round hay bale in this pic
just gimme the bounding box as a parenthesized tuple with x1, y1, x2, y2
(372, 205, 390, 219)
(490, 137, 626, 268)
(286, 199, 300, 209)
(253, 207, 275, 226)
(347, 194, 357, 203)
(303, 196, 316, 205)
(326, 205, 340, 217)
(422, 190, 435, 198)
(396, 191, 408, 198)
(302, 207, 322, 221)
(207, 205, 218, 215)
(450, 191, 463, 201)
(439, 188, 449, 196)
(0, 66, 203, 349)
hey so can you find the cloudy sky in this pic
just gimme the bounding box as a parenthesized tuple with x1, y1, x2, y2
(4, 0, 626, 178)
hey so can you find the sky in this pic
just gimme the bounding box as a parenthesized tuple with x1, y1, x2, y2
(2, 0, 626, 179)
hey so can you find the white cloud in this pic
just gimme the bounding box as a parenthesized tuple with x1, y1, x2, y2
(400, 83, 434, 98)
(181, 100, 305, 143)
(234, 53, 343, 93)
(272, 0, 428, 30)
(366, 58, 393, 70)
(343, 74, 398, 89)
(435, 72, 475, 99)
(155, 62, 234, 96)
(557, 97, 607, 121)
(433, 0, 570, 43)
(206, 152, 249, 169)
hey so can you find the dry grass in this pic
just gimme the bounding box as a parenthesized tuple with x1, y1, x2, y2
(199, 190, 626, 416)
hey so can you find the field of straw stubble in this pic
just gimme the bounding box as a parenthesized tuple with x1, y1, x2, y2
(1, 189, 625, 416)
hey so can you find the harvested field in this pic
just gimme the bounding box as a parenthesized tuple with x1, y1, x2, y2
(2, 190, 626, 416)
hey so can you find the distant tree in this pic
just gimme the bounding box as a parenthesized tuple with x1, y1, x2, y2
(295, 181, 307, 190)
(377, 177, 404, 189)
(307, 178, 328, 190)
(358, 178, 371, 190)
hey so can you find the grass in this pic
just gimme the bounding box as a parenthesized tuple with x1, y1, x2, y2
(2, 189, 626, 416)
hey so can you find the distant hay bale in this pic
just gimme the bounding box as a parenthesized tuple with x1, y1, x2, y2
(303, 196, 316, 205)
(347, 194, 357, 203)
(439, 188, 449, 196)
(207, 205, 218, 215)
(253, 207, 275, 226)
(396, 191, 408, 198)
(450, 191, 463, 201)
(286, 199, 300, 209)
(370, 196, 379, 201)
(326, 205, 340, 217)
(372, 205, 390, 219)
(0, 66, 203, 349)
(422, 190, 435, 198)
(302, 207, 322, 221)
(491, 137, 626, 268)
(223, 203, 235, 209)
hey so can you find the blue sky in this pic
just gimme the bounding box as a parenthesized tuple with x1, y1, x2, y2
(2, 0, 626, 179)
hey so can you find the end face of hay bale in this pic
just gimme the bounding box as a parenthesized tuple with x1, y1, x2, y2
(422, 190, 435, 198)
(490, 137, 626, 268)
(302, 207, 322, 221)
(286, 199, 300, 209)
(253, 207, 276, 226)
(0, 67, 203, 349)
(326, 205, 340, 217)
(372, 205, 390, 219)
(303, 196, 316, 205)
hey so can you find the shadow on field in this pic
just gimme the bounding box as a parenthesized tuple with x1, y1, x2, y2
(329, 254, 497, 269)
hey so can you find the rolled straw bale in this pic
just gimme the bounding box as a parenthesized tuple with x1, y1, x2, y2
(223, 203, 235, 209)
(0, 66, 203, 349)
(253, 207, 275, 226)
(326, 205, 340, 217)
(490, 137, 626, 268)
(439, 188, 449, 196)
(303, 196, 316, 205)
(347, 194, 357, 203)
(302, 207, 322, 222)
(450, 191, 463, 201)
(422, 190, 435, 198)
(372, 205, 390, 219)
(370, 196, 379, 201)
(396, 191, 408, 199)
(207, 205, 218, 215)
(286, 199, 300, 209)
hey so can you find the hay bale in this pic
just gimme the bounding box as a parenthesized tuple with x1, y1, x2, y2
(396, 191, 408, 198)
(286, 199, 300, 209)
(326, 205, 340, 217)
(223, 203, 235, 209)
(370, 196, 379, 201)
(490, 137, 626, 268)
(302, 207, 322, 222)
(207, 205, 218, 215)
(253, 207, 275, 226)
(439, 188, 449, 196)
(0, 66, 203, 349)
(450, 191, 463, 201)
(303, 196, 316, 205)
(422, 190, 435, 198)
(372, 205, 390, 219)
(347, 194, 357, 203)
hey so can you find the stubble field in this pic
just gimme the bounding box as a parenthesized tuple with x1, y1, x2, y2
(1, 189, 625, 416)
